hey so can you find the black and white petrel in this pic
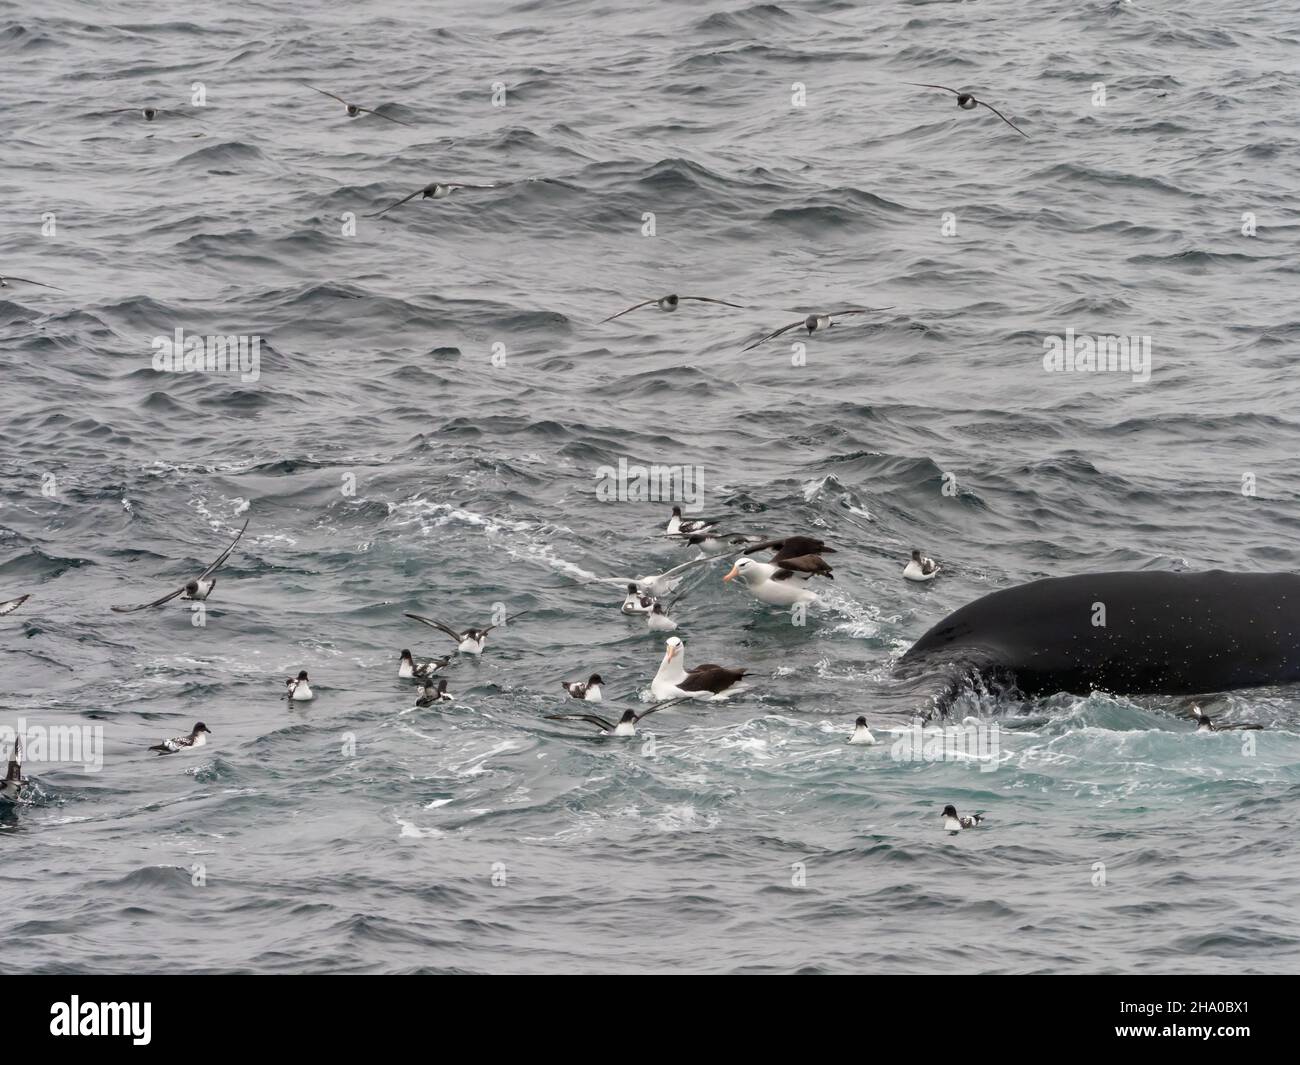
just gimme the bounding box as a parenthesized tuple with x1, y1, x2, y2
(111, 517, 249, 613)
(149, 722, 211, 755)
(664, 506, 726, 537)
(561, 674, 604, 701)
(399, 649, 449, 680)
(404, 611, 528, 655)
(1188, 706, 1264, 732)
(942, 804, 984, 831)
(646, 598, 680, 632)
(903, 549, 940, 582)
(416, 678, 452, 707)
(741, 310, 873, 351)
(369, 181, 497, 217)
(601, 294, 743, 323)
(110, 106, 164, 121)
(621, 584, 656, 615)
(546, 697, 690, 737)
(848, 716, 877, 745)
(285, 671, 314, 702)
(303, 83, 414, 126)
(908, 84, 1029, 138)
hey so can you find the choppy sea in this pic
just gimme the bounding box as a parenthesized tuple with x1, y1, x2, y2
(2, 0, 1299, 973)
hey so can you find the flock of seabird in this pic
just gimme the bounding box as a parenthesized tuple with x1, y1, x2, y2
(3, 493, 1254, 829)
(2, 80, 1029, 350)
(1, 77, 1240, 835)
(0, 499, 971, 828)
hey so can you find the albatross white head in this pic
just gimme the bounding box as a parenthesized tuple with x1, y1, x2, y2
(723, 556, 818, 606)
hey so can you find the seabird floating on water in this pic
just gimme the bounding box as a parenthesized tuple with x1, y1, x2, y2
(651, 636, 749, 701)
(399, 649, 449, 680)
(903, 549, 940, 582)
(404, 611, 528, 654)
(1188, 706, 1263, 732)
(848, 716, 877, 745)
(744, 536, 835, 577)
(561, 674, 604, 701)
(0, 737, 28, 801)
(601, 294, 743, 323)
(110, 518, 249, 613)
(741, 310, 872, 352)
(416, 678, 452, 707)
(646, 598, 680, 632)
(908, 84, 1029, 138)
(942, 804, 984, 831)
(621, 584, 656, 615)
(723, 557, 821, 606)
(148, 721, 211, 755)
(667, 530, 764, 552)
(664, 506, 726, 537)
(724, 537, 834, 606)
(285, 671, 314, 702)
(0, 594, 30, 616)
(369, 181, 497, 217)
(303, 83, 414, 126)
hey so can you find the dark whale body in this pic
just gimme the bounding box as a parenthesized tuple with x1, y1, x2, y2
(899, 570, 1300, 698)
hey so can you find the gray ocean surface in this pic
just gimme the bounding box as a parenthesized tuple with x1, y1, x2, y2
(2, 0, 1299, 974)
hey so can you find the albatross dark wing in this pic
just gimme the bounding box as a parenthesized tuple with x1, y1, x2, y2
(677, 666, 748, 693)
(772, 553, 834, 578)
(743, 536, 835, 559)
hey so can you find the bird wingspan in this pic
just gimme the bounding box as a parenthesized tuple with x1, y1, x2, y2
(600, 298, 658, 323)
(356, 106, 415, 127)
(546, 712, 615, 731)
(741, 320, 800, 352)
(975, 100, 1029, 137)
(198, 517, 250, 580)
(680, 296, 744, 308)
(304, 84, 349, 105)
(908, 82, 961, 95)
(369, 187, 425, 217)
(484, 610, 529, 633)
(404, 613, 466, 642)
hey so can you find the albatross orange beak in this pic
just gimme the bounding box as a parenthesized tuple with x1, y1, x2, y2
(722, 564, 739, 582)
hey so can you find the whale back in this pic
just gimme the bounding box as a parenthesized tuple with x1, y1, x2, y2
(899, 570, 1300, 697)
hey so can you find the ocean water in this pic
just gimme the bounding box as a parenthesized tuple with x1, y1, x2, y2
(2, 0, 1299, 974)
